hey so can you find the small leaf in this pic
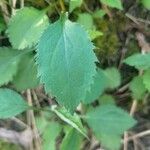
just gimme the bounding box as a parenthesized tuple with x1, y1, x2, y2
(104, 67, 121, 89)
(43, 122, 61, 150)
(60, 128, 82, 150)
(77, 13, 94, 30)
(69, 0, 82, 12)
(0, 47, 22, 86)
(129, 76, 147, 100)
(12, 52, 39, 91)
(99, 94, 115, 105)
(100, 0, 123, 10)
(37, 13, 97, 112)
(51, 106, 88, 139)
(84, 69, 107, 104)
(142, 69, 150, 92)
(141, 0, 150, 10)
(93, 10, 106, 18)
(100, 134, 121, 150)
(0, 88, 29, 118)
(88, 29, 103, 40)
(36, 116, 48, 133)
(7, 7, 49, 49)
(123, 53, 150, 70)
(85, 105, 136, 150)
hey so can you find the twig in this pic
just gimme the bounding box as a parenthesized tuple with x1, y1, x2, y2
(0, 1, 10, 23)
(26, 90, 41, 150)
(118, 33, 130, 69)
(126, 13, 150, 25)
(126, 13, 140, 25)
(32, 90, 40, 108)
(102, 4, 112, 20)
(27, 90, 34, 150)
(11, 0, 17, 15)
(117, 83, 129, 93)
(59, 0, 65, 12)
(129, 100, 138, 116)
(12, 117, 28, 129)
(0, 127, 33, 149)
(124, 130, 150, 143)
(20, 0, 24, 8)
(83, 1, 92, 14)
(123, 32, 148, 150)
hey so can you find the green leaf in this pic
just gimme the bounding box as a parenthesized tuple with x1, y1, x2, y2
(85, 105, 136, 150)
(60, 128, 82, 150)
(100, 0, 123, 10)
(51, 106, 88, 138)
(100, 134, 121, 150)
(104, 67, 121, 89)
(141, 0, 150, 10)
(99, 94, 115, 105)
(123, 53, 150, 70)
(0, 17, 5, 33)
(142, 69, 150, 92)
(69, 0, 82, 12)
(77, 13, 94, 30)
(88, 29, 103, 40)
(37, 13, 97, 112)
(93, 10, 106, 18)
(0, 88, 29, 118)
(12, 52, 39, 91)
(43, 122, 61, 150)
(7, 7, 49, 49)
(129, 76, 147, 100)
(0, 47, 22, 86)
(84, 69, 107, 104)
(77, 13, 102, 40)
(36, 116, 48, 133)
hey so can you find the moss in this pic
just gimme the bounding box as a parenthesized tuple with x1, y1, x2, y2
(0, 141, 21, 150)
(94, 18, 121, 60)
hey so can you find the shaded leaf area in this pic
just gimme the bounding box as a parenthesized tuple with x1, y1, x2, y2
(12, 52, 39, 91)
(0, 16, 5, 33)
(100, 0, 123, 10)
(69, 0, 83, 12)
(85, 105, 136, 150)
(0, 88, 29, 118)
(84, 67, 121, 104)
(0, 47, 23, 86)
(129, 76, 147, 100)
(143, 69, 150, 91)
(42, 122, 61, 150)
(60, 127, 83, 150)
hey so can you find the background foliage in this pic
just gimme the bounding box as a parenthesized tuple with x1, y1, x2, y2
(0, 0, 150, 150)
